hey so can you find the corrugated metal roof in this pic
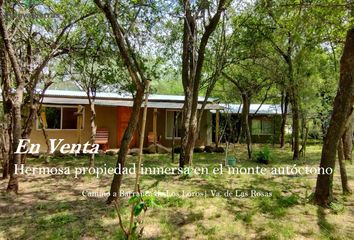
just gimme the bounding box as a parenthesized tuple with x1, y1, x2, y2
(0, 89, 222, 109)
(41, 90, 222, 109)
(41, 89, 214, 103)
(211, 104, 282, 115)
(41, 97, 221, 110)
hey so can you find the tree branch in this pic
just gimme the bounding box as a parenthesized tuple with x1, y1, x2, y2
(30, 12, 96, 83)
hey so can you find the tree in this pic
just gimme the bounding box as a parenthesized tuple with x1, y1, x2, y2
(0, 39, 11, 179)
(63, 15, 115, 167)
(314, 27, 354, 207)
(337, 126, 352, 195)
(0, 0, 93, 193)
(93, 0, 157, 204)
(220, 9, 279, 158)
(256, 2, 301, 159)
(179, 0, 228, 168)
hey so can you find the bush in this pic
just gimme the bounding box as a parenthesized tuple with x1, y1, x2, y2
(213, 147, 225, 153)
(193, 147, 204, 153)
(204, 146, 214, 153)
(255, 146, 271, 164)
(308, 128, 321, 139)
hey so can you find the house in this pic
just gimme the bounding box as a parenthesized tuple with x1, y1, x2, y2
(27, 90, 222, 152)
(212, 104, 284, 144)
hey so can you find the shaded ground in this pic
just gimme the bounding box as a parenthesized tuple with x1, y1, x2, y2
(0, 144, 353, 240)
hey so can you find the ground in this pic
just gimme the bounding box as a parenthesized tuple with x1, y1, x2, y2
(0, 145, 353, 240)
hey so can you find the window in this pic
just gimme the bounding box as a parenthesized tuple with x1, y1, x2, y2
(62, 108, 78, 129)
(39, 106, 83, 130)
(43, 107, 61, 129)
(251, 119, 261, 135)
(262, 120, 273, 135)
(166, 110, 182, 138)
(252, 119, 273, 135)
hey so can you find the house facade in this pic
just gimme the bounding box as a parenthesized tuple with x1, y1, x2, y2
(29, 90, 221, 151)
(212, 104, 284, 144)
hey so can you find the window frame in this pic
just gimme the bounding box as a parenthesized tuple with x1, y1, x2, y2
(36, 105, 85, 131)
(261, 119, 273, 135)
(251, 118, 273, 136)
(251, 119, 262, 135)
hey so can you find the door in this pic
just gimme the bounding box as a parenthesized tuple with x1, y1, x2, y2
(116, 106, 137, 148)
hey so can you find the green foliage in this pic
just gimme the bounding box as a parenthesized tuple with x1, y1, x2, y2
(257, 192, 299, 218)
(160, 196, 186, 207)
(263, 221, 295, 240)
(179, 167, 193, 179)
(254, 146, 271, 164)
(38, 213, 77, 229)
(128, 194, 160, 217)
(1, 146, 353, 239)
(329, 202, 345, 214)
(235, 210, 255, 224)
(127, 193, 160, 237)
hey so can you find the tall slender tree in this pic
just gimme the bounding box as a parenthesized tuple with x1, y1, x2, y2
(93, 0, 158, 203)
(314, 27, 354, 207)
(0, 0, 93, 192)
(179, 0, 228, 168)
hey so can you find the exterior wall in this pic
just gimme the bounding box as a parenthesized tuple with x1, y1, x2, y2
(96, 106, 118, 147)
(212, 113, 282, 144)
(29, 105, 117, 152)
(30, 105, 212, 151)
(144, 109, 211, 148)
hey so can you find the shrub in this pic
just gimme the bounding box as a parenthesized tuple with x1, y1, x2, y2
(193, 147, 204, 153)
(308, 128, 321, 139)
(213, 146, 225, 153)
(329, 202, 344, 214)
(204, 146, 214, 153)
(255, 146, 271, 164)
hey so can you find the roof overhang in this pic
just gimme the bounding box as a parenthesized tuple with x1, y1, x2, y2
(41, 97, 222, 110)
(0, 89, 223, 110)
(211, 103, 282, 115)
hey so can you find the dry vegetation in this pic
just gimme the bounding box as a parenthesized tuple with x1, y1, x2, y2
(0, 145, 353, 240)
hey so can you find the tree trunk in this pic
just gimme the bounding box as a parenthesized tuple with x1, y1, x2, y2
(314, 27, 354, 207)
(342, 118, 353, 161)
(38, 112, 51, 163)
(107, 86, 145, 204)
(299, 112, 308, 157)
(300, 126, 309, 158)
(89, 100, 96, 168)
(20, 105, 37, 164)
(280, 91, 289, 148)
(179, 90, 193, 168)
(290, 85, 300, 160)
(0, 39, 11, 179)
(7, 100, 23, 193)
(241, 93, 252, 159)
(0, 122, 10, 179)
(337, 139, 352, 194)
(184, 99, 199, 166)
(179, 0, 196, 168)
(0, 2, 26, 193)
(127, 81, 149, 238)
(93, 0, 149, 204)
(179, 0, 226, 168)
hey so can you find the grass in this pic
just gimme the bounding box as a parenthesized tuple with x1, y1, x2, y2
(0, 144, 353, 239)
